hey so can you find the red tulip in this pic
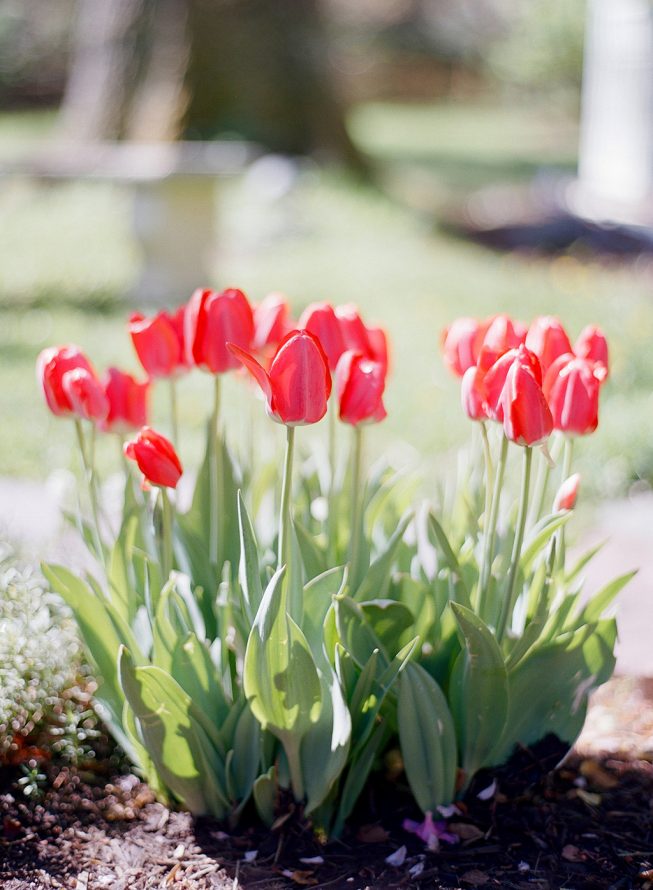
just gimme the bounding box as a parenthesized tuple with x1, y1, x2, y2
(483, 344, 542, 422)
(441, 317, 488, 377)
(574, 325, 609, 374)
(253, 292, 292, 354)
(477, 314, 527, 373)
(335, 350, 387, 425)
(543, 355, 607, 436)
(129, 311, 182, 379)
(298, 302, 346, 371)
(37, 346, 95, 417)
(335, 305, 390, 374)
(501, 359, 553, 446)
(554, 473, 581, 511)
(123, 427, 183, 488)
(525, 316, 572, 374)
(61, 368, 109, 423)
(228, 330, 331, 425)
(185, 287, 254, 373)
(101, 368, 149, 434)
(460, 365, 487, 421)
(170, 305, 190, 370)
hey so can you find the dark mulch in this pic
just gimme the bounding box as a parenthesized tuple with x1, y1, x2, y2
(1, 680, 653, 890)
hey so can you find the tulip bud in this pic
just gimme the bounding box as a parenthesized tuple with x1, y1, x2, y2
(101, 367, 149, 434)
(336, 350, 387, 425)
(299, 302, 346, 371)
(124, 427, 183, 488)
(543, 355, 607, 436)
(128, 311, 183, 378)
(554, 473, 581, 511)
(441, 317, 488, 377)
(229, 330, 331, 426)
(525, 316, 572, 374)
(460, 365, 487, 421)
(253, 292, 292, 354)
(501, 360, 553, 446)
(36, 345, 95, 417)
(574, 325, 609, 375)
(185, 287, 254, 374)
(61, 368, 110, 423)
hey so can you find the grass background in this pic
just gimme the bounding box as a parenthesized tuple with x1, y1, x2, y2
(2, 101, 652, 497)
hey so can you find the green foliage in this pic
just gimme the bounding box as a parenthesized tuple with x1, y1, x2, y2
(44, 399, 626, 837)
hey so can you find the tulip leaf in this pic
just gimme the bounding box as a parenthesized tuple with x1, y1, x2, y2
(398, 662, 458, 813)
(448, 602, 508, 780)
(170, 632, 230, 732)
(428, 513, 472, 608)
(353, 513, 411, 602)
(226, 703, 262, 811)
(493, 619, 616, 765)
(118, 647, 228, 818)
(520, 512, 571, 574)
(237, 491, 263, 624)
(294, 518, 327, 582)
(244, 566, 322, 738)
(253, 767, 277, 827)
(41, 563, 143, 734)
(332, 720, 388, 837)
(579, 571, 636, 624)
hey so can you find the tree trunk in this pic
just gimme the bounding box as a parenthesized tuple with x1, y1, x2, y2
(59, 0, 365, 169)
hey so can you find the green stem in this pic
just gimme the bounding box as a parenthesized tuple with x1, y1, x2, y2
(479, 422, 494, 530)
(477, 435, 508, 619)
(278, 425, 296, 568)
(557, 436, 574, 571)
(209, 376, 223, 568)
(74, 419, 104, 563)
(284, 734, 305, 802)
(349, 426, 364, 587)
(169, 377, 179, 447)
(160, 487, 174, 579)
(327, 401, 338, 563)
(529, 433, 563, 526)
(497, 445, 533, 643)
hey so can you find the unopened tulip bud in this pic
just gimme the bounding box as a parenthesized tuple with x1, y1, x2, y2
(554, 473, 580, 511)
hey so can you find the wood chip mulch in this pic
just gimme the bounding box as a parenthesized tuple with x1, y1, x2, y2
(1, 677, 652, 890)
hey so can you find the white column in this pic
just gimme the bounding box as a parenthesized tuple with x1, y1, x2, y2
(576, 0, 653, 222)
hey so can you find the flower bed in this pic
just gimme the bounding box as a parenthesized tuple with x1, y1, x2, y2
(34, 289, 631, 844)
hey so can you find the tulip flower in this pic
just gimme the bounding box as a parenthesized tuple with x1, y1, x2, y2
(229, 330, 331, 570)
(36, 345, 95, 417)
(335, 304, 390, 374)
(483, 344, 543, 422)
(335, 351, 387, 426)
(402, 812, 458, 851)
(441, 317, 488, 377)
(128, 311, 183, 379)
(554, 473, 581, 511)
(253, 292, 292, 356)
(101, 368, 149, 434)
(185, 287, 254, 374)
(460, 365, 487, 421)
(298, 302, 346, 371)
(123, 427, 182, 489)
(501, 359, 553, 447)
(574, 325, 609, 374)
(543, 355, 607, 436)
(477, 314, 527, 373)
(228, 330, 331, 426)
(61, 368, 110, 424)
(525, 316, 572, 375)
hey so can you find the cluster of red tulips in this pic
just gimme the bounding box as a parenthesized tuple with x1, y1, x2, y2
(37, 289, 389, 490)
(442, 313, 609, 447)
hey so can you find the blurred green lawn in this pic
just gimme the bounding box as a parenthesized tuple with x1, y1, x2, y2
(2, 102, 652, 497)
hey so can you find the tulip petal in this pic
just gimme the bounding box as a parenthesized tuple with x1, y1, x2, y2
(228, 343, 273, 404)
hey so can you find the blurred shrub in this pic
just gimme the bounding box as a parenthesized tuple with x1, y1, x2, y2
(486, 0, 585, 99)
(0, 545, 98, 772)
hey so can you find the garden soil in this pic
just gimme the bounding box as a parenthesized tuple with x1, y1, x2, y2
(1, 678, 652, 890)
